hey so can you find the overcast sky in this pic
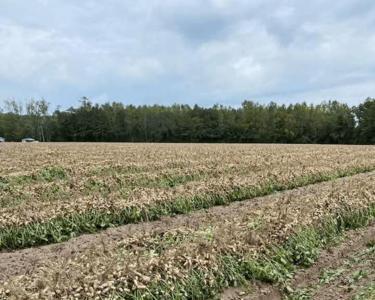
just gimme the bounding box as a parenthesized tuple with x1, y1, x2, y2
(0, 0, 375, 109)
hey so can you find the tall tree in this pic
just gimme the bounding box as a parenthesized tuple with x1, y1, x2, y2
(355, 98, 375, 144)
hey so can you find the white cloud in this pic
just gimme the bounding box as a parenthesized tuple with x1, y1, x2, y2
(0, 0, 375, 107)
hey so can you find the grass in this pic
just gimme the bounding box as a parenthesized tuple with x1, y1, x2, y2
(108, 204, 375, 299)
(0, 166, 373, 250)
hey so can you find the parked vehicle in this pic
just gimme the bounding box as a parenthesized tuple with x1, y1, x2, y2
(21, 138, 39, 143)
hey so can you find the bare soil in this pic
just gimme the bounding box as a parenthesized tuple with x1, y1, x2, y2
(221, 284, 281, 300)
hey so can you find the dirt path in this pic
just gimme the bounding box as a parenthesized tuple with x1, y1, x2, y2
(0, 172, 374, 283)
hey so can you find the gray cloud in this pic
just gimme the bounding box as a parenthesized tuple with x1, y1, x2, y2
(0, 0, 374, 108)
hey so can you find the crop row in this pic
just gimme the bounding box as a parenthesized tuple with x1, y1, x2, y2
(0, 166, 374, 250)
(1, 172, 374, 299)
(1, 144, 375, 249)
(2, 143, 373, 173)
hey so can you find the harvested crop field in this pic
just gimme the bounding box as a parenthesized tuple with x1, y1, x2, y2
(0, 143, 375, 299)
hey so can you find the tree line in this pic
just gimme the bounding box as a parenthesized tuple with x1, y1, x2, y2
(0, 97, 374, 144)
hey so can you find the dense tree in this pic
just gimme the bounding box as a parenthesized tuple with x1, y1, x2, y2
(0, 98, 373, 144)
(355, 98, 375, 144)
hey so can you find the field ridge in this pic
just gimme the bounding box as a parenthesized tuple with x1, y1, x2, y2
(0, 166, 374, 250)
(0, 171, 374, 299)
(1, 144, 375, 299)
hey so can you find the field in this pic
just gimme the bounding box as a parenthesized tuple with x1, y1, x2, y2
(0, 143, 375, 299)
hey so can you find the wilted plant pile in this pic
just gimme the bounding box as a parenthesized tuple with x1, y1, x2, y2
(1, 143, 375, 299)
(0, 170, 374, 299)
(1, 143, 375, 250)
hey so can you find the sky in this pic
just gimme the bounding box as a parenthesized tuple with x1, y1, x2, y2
(0, 0, 375, 109)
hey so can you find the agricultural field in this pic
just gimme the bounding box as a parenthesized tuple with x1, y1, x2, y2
(0, 143, 375, 299)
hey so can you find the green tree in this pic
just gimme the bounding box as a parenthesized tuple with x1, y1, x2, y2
(355, 98, 375, 144)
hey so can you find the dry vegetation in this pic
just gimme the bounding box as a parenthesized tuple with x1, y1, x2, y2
(1, 143, 374, 228)
(0, 143, 375, 299)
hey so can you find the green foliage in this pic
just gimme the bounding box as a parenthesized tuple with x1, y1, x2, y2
(39, 166, 67, 182)
(287, 288, 312, 300)
(1, 98, 374, 144)
(319, 268, 345, 284)
(285, 228, 322, 267)
(355, 97, 375, 144)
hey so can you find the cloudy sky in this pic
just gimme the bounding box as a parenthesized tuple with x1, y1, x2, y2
(0, 0, 375, 109)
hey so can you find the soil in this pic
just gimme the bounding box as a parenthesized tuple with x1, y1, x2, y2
(221, 284, 281, 300)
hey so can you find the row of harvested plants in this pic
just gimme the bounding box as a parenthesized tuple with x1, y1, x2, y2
(1, 172, 374, 299)
(1, 144, 375, 250)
